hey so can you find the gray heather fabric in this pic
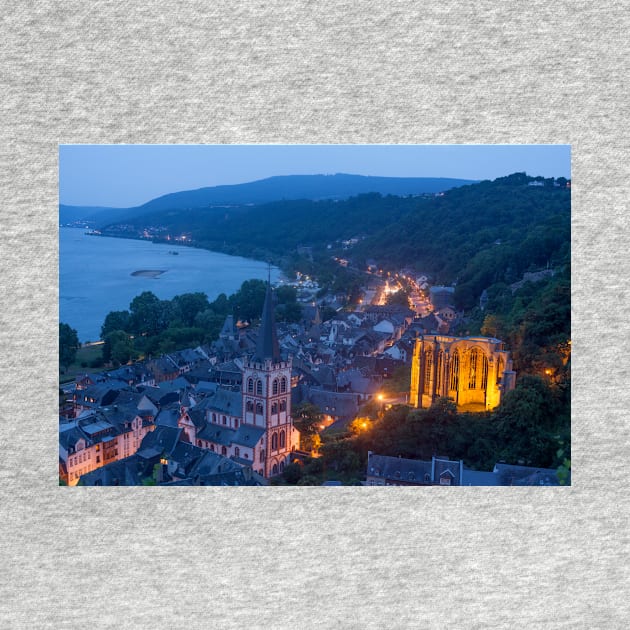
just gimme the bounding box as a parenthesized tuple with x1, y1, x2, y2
(1, 2, 628, 628)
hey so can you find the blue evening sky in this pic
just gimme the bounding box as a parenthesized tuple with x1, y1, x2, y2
(59, 144, 571, 208)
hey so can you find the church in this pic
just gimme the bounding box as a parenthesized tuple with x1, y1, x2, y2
(409, 334, 516, 411)
(177, 283, 300, 478)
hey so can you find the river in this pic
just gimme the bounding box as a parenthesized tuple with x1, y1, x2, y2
(59, 228, 281, 342)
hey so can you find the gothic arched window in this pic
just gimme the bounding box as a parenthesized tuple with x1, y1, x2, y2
(256, 380, 263, 396)
(272, 463, 278, 475)
(279, 400, 287, 412)
(247, 378, 254, 393)
(271, 433, 278, 450)
(280, 377, 287, 393)
(271, 402, 278, 415)
(246, 400, 254, 412)
(279, 461, 285, 473)
(279, 430, 286, 448)
(255, 402, 263, 415)
(449, 351, 460, 391)
(469, 348, 488, 390)
(468, 348, 479, 389)
(221, 446, 227, 456)
(234, 447, 240, 457)
(272, 379, 279, 395)
(423, 351, 433, 395)
(436, 350, 445, 393)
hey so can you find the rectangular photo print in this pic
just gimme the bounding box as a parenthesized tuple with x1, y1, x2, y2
(59, 144, 571, 486)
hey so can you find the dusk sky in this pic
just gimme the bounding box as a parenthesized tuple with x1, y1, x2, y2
(59, 144, 571, 208)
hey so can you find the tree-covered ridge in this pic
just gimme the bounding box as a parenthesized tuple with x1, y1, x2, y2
(99, 173, 569, 308)
(353, 173, 570, 307)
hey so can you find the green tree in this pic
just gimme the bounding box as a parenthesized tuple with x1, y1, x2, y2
(100, 310, 131, 339)
(129, 291, 170, 336)
(293, 402, 324, 451)
(230, 279, 267, 322)
(282, 462, 303, 484)
(59, 322, 79, 372)
(194, 309, 226, 341)
(103, 330, 135, 366)
(172, 292, 210, 327)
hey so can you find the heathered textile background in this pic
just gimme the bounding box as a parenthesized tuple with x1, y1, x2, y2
(1, 2, 628, 628)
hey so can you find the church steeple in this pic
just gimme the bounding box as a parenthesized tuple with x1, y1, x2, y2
(241, 279, 299, 478)
(253, 282, 281, 363)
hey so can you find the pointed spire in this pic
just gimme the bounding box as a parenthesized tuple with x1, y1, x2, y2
(253, 282, 281, 363)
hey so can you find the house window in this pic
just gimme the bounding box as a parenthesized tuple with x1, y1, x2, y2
(210, 445, 214, 452)
(234, 419, 239, 429)
(279, 431, 285, 449)
(221, 446, 227, 456)
(260, 449, 265, 462)
(212, 413, 217, 423)
(234, 447, 240, 457)
(197, 440, 202, 447)
(244, 453, 248, 459)
(256, 380, 263, 396)
(222, 416, 227, 425)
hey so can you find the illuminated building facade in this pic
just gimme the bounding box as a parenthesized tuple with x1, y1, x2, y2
(409, 335, 516, 411)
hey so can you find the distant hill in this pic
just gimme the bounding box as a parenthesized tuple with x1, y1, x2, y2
(59, 173, 476, 225)
(96, 172, 570, 311)
(59, 205, 129, 225)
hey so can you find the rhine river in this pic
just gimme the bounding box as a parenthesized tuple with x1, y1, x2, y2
(60, 228, 281, 342)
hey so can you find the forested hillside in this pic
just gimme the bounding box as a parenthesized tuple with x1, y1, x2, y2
(99, 172, 570, 311)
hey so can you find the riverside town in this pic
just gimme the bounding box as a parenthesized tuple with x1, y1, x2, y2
(59, 148, 571, 487)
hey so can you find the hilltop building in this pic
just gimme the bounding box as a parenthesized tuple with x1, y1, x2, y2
(409, 334, 516, 411)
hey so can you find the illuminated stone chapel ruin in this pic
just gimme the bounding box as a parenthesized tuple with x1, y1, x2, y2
(410, 335, 516, 411)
